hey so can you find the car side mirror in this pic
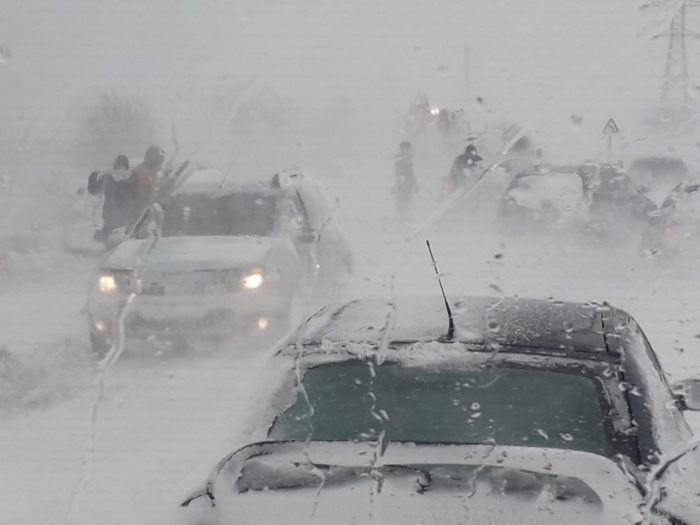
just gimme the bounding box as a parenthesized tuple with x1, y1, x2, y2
(672, 379, 700, 411)
(105, 227, 128, 249)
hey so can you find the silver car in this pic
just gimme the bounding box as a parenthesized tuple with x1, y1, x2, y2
(86, 169, 352, 355)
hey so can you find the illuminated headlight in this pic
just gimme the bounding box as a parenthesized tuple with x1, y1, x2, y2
(241, 269, 264, 290)
(430, 107, 440, 116)
(96, 270, 138, 294)
(98, 274, 118, 293)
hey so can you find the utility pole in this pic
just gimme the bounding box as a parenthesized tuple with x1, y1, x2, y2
(648, 0, 700, 109)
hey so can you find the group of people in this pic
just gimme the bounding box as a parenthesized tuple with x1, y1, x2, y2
(87, 145, 168, 242)
(392, 141, 484, 215)
(405, 94, 465, 149)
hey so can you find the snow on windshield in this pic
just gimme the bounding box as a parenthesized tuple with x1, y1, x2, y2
(161, 192, 279, 237)
(3, 1, 700, 524)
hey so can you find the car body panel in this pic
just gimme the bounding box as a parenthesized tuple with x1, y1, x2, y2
(173, 296, 700, 524)
(175, 442, 643, 525)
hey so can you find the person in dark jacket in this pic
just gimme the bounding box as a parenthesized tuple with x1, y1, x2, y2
(127, 145, 166, 229)
(393, 141, 417, 215)
(90, 154, 132, 242)
(448, 143, 483, 186)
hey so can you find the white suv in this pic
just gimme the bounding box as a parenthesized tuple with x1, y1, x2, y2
(86, 169, 352, 355)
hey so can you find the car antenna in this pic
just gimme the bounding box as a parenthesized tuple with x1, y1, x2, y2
(426, 240, 454, 341)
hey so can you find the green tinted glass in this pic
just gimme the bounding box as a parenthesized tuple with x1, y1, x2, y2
(270, 363, 609, 456)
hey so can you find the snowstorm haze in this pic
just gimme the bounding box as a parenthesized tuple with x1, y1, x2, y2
(1, 0, 666, 165)
(4, 1, 700, 524)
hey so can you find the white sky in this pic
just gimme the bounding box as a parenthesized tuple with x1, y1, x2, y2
(0, 0, 694, 161)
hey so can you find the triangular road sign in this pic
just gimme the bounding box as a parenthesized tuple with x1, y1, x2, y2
(603, 118, 620, 135)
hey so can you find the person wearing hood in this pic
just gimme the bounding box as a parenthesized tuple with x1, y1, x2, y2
(90, 154, 132, 242)
(393, 141, 418, 215)
(448, 143, 483, 186)
(127, 145, 166, 228)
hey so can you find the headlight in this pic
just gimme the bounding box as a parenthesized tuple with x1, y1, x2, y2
(241, 269, 264, 290)
(98, 274, 118, 293)
(96, 270, 138, 294)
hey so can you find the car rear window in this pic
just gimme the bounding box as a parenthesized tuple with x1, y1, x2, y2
(269, 363, 610, 456)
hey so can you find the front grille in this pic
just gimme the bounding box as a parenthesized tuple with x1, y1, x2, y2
(126, 310, 232, 335)
(142, 270, 240, 295)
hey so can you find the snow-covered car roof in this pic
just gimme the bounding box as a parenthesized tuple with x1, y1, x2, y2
(504, 165, 586, 215)
(281, 296, 624, 362)
(511, 164, 581, 180)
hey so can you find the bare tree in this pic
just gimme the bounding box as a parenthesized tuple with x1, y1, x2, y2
(80, 90, 158, 165)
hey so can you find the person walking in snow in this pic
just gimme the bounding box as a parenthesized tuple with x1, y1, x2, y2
(127, 145, 166, 229)
(393, 141, 418, 215)
(448, 143, 483, 187)
(88, 154, 132, 242)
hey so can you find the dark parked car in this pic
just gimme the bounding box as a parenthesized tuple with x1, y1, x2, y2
(640, 182, 700, 258)
(169, 295, 700, 525)
(582, 163, 657, 239)
(628, 156, 689, 207)
(86, 169, 352, 355)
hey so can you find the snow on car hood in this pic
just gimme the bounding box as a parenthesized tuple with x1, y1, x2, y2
(507, 172, 584, 214)
(104, 235, 276, 272)
(171, 441, 643, 525)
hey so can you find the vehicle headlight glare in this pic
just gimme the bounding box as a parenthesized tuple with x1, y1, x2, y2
(98, 275, 118, 293)
(241, 270, 264, 290)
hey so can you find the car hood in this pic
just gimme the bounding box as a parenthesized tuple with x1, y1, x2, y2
(103, 235, 277, 272)
(173, 441, 643, 525)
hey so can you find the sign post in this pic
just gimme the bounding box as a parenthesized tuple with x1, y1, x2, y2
(602, 118, 620, 163)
